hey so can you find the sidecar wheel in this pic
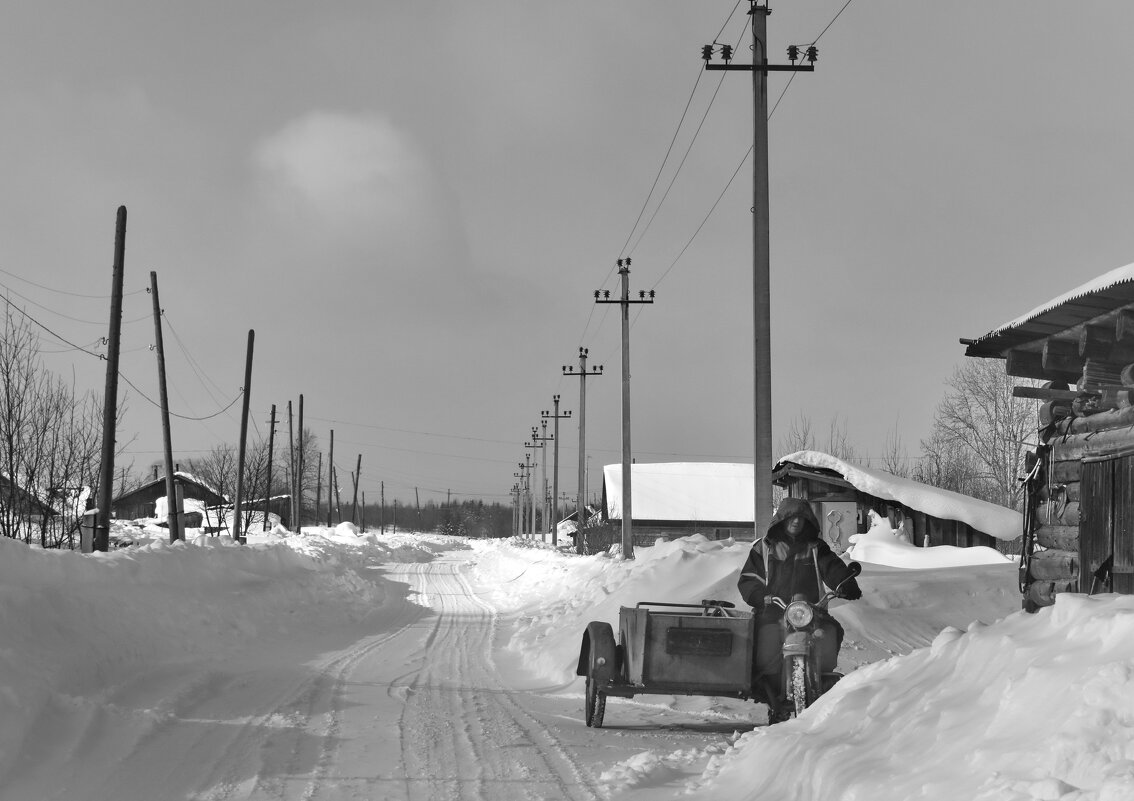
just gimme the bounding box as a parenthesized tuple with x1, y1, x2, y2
(585, 676, 606, 727)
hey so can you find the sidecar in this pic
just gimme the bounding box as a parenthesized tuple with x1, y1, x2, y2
(575, 599, 756, 727)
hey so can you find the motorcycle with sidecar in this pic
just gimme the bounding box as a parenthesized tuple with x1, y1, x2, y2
(575, 563, 861, 727)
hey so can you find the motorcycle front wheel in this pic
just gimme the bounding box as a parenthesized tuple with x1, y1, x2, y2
(789, 656, 809, 718)
(585, 676, 606, 727)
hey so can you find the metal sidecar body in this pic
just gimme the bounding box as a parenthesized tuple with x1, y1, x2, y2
(576, 599, 756, 728)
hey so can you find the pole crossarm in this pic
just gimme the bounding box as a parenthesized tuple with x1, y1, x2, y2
(705, 64, 813, 73)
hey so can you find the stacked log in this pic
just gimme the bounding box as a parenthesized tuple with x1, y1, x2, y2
(1023, 361, 1134, 608)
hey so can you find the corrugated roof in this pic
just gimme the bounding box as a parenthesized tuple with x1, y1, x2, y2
(965, 262, 1134, 358)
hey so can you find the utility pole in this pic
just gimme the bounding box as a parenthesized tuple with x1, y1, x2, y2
(264, 404, 276, 531)
(233, 330, 255, 544)
(296, 394, 305, 528)
(327, 429, 334, 526)
(542, 396, 571, 546)
(92, 206, 127, 554)
(595, 257, 654, 559)
(361, 491, 366, 531)
(515, 460, 530, 537)
(525, 434, 544, 539)
(149, 271, 181, 544)
(351, 454, 362, 523)
(562, 347, 603, 554)
(380, 480, 385, 534)
(287, 400, 295, 528)
(531, 422, 554, 541)
(315, 451, 322, 527)
(511, 482, 521, 537)
(703, 3, 816, 535)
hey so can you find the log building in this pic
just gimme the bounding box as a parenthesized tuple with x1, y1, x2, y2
(964, 263, 1134, 609)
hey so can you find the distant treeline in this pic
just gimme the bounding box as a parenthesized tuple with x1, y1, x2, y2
(340, 499, 513, 538)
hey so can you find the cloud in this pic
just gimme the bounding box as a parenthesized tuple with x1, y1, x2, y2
(253, 111, 436, 240)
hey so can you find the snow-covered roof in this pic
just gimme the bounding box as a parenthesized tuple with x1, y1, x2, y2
(602, 462, 753, 523)
(776, 450, 1022, 540)
(966, 261, 1134, 356)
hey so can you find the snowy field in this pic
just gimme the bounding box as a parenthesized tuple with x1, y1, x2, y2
(0, 520, 1131, 800)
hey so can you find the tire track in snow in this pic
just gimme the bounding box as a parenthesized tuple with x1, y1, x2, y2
(389, 557, 602, 801)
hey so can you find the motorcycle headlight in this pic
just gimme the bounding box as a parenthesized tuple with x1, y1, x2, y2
(785, 601, 814, 628)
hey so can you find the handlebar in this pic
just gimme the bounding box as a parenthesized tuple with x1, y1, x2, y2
(764, 561, 861, 610)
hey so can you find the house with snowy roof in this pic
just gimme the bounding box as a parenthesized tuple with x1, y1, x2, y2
(601, 462, 755, 544)
(963, 261, 1134, 607)
(600, 456, 1023, 552)
(112, 471, 227, 524)
(772, 451, 1022, 554)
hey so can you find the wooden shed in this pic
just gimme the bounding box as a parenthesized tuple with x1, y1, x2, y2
(0, 474, 59, 523)
(112, 471, 227, 522)
(963, 262, 1134, 609)
(773, 451, 1020, 554)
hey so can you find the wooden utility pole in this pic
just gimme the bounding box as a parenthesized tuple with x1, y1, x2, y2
(703, 3, 815, 536)
(361, 491, 366, 531)
(595, 258, 654, 559)
(326, 429, 334, 526)
(296, 394, 304, 528)
(414, 486, 421, 532)
(528, 426, 551, 540)
(149, 271, 182, 544)
(287, 400, 296, 527)
(351, 454, 362, 522)
(333, 466, 342, 523)
(542, 396, 571, 546)
(562, 347, 602, 554)
(380, 481, 385, 534)
(232, 330, 255, 544)
(314, 451, 322, 526)
(263, 404, 276, 531)
(92, 206, 127, 554)
(531, 421, 554, 541)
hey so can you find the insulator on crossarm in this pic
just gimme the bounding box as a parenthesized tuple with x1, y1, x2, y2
(787, 44, 799, 63)
(721, 44, 733, 62)
(701, 44, 713, 61)
(806, 46, 818, 63)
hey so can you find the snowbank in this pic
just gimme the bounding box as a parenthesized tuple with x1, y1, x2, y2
(0, 525, 440, 778)
(688, 593, 1134, 801)
(848, 511, 1014, 568)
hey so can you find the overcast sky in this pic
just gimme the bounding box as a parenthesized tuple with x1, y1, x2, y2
(4, 1, 1134, 507)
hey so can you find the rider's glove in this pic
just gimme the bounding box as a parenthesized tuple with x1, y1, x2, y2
(840, 581, 862, 601)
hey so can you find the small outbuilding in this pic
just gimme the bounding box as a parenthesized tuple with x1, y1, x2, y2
(963, 261, 1134, 608)
(112, 471, 227, 523)
(772, 451, 1022, 554)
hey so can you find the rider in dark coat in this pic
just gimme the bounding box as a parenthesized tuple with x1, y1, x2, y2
(737, 497, 862, 709)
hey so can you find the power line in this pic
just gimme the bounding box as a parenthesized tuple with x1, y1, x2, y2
(306, 414, 519, 447)
(0, 265, 147, 299)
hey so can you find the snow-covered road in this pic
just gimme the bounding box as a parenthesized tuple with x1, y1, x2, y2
(2, 543, 746, 801)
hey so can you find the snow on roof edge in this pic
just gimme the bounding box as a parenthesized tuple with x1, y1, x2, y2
(777, 450, 1022, 540)
(976, 261, 1134, 343)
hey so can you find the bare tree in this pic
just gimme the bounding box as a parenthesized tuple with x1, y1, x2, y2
(779, 413, 815, 456)
(880, 417, 911, 478)
(0, 311, 106, 545)
(824, 414, 858, 463)
(921, 359, 1037, 509)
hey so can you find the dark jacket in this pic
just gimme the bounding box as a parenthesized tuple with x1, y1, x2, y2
(737, 497, 861, 614)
